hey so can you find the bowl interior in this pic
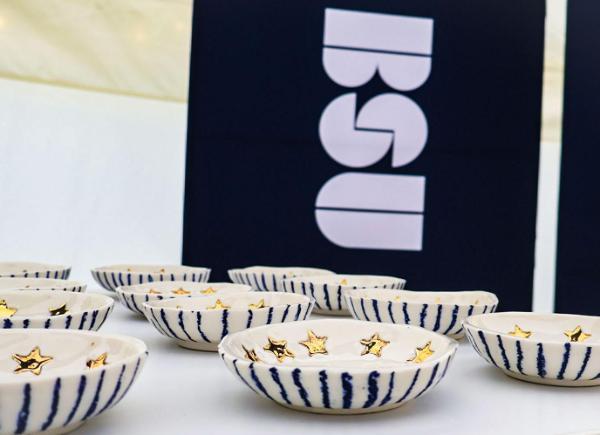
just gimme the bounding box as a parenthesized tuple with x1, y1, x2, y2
(0, 291, 111, 317)
(230, 266, 334, 277)
(0, 278, 83, 290)
(94, 264, 209, 274)
(348, 289, 497, 306)
(0, 330, 145, 381)
(0, 262, 67, 275)
(221, 319, 456, 369)
(145, 292, 309, 311)
(119, 281, 250, 295)
(467, 312, 600, 344)
(286, 274, 404, 287)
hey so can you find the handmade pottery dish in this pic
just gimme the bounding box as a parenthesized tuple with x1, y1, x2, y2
(228, 266, 335, 292)
(0, 329, 147, 435)
(142, 292, 314, 351)
(219, 318, 457, 414)
(345, 289, 498, 339)
(91, 264, 211, 292)
(0, 290, 114, 331)
(0, 262, 71, 279)
(0, 278, 86, 293)
(464, 312, 600, 386)
(282, 274, 406, 315)
(116, 281, 252, 316)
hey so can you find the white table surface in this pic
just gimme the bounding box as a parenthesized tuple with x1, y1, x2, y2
(80, 289, 599, 435)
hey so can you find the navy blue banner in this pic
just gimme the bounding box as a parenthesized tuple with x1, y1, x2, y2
(183, 0, 545, 311)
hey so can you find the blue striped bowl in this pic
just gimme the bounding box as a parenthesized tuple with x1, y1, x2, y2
(345, 289, 498, 339)
(0, 290, 114, 331)
(228, 266, 335, 292)
(282, 274, 406, 315)
(0, 329, 147, 434)
(116, 281, 252, 316)
(465, 312, 600, 386)
(0, 262, 70, 279)
(91, 264, 211, 292)
(0, 278, 86, 293)
(142, 292, 314, 351)
(219, 319, 457, 414)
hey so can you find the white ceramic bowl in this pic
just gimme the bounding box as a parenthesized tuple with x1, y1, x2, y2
(0, 278, 86, 293)
(0, 262, 71, 279)
(0, 329, 147, 435)
(116, 281, 252, 316)
(282, 274, 406, 315)
(0, 290, 114, 331)
(219, 318, 457, 414)
(90, 264, 211, 292)
(345, 289, 498, 339)
(228, 266, 335, 292)
(142, 292, 314, 351)
(464, 312, 600, 386)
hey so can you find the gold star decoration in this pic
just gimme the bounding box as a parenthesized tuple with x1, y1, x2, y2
(434, 297, 441, 304)
(148, 289, 162, 294)
(564, 326, 592, 343)
(394, 296, 402, 302)
(360, 333, 390, 357)
(340, 278, 348, 285)
(242, 345, 261, 362)
(200, 287, 216, 295)
(12, 346, 53, 375)
(86, 353, 108, 369)
(407, 341, 435, 363)
(0, 299, 17, 318)
(159, 268, 166, 273)
(299, 330, 328, 356)
(48, 303, 68, 316)
(172, 288, 191, 295)
(248, 299, 268, 309)
(207, 299, 230, 310)
(263, 337, 295, 362)
(508, 325, 532, 339)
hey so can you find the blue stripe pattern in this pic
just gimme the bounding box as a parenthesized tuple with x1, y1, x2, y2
(92, 268, 210, 292)
(1, 307, 111, 331)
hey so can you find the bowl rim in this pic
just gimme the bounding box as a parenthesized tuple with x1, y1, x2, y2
(116, 281, 252, 295)
(218, 318, 458, 374)
(464, 311, 600, 347)
(91, 264, 211, 274)
(0, 290, 114, 320)
(142, 292, 313, 314)
(0, 329, 147, 386)
(345, 288, 499, 307)
(0, 277, 86, 289)
(228, 266, 335, 275)
(0, 262, 70, 274)
(282, 274, 407, 289)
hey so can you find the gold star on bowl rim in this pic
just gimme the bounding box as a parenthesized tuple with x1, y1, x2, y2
(263, 336, 295, 362)
(360, 333, 390, 358)
(87, 352, 108, 369)
(407, 341, 435, 363)
(12, 346, 53, 376)
(0, 299, 17, 318)
(207, 299, 230, 310)
(48, 303, 69, 316)
(564, 325, 591, 343)
(299, 330, 328, 356)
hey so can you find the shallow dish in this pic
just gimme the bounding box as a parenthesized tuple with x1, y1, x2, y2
(142, 292, 314, 351)
(0, 290, 114, 331)
(228, 266, 334, 292)
(91, 264, 211, 292)
(0, 262, 71, 279)
(0, 278, 86, 293)
(219, 318, 457, 414)
(282, 274, 406, 315)
(464, 312, 600, 386)
(116, 281, 252, 315)
(345, 289, 498, 339)
(0, 329, 147, 435)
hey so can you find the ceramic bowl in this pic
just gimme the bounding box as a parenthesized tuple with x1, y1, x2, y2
(228, 266, 335, 292)
(345, 289, 498, 339)
(0, 262, 71, 279)
(0, 329, 147, 435)
(219, 318, 457, 414)
(90, 264, 211, 292)
(0, 278, 86, 293)
(282, 274, 406, 315)
(464, 312, 600, 386)
(0, 290, 114, 331)
(116, 281, 252, 316)
(142, 292, 314, 351)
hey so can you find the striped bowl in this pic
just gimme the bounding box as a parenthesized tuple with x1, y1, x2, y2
(0, 290, 114, 331)
(0, 262, 70, 280)
(228, 266, 335, 292)
(0, 278, 86, 293)
(0, 329, 147, 435)
(219, 319, 457, 414)
(464, 312, 600, 386)
(116, 281, 252, 316)
(345, 289, 498, 339)
(91, 264, 211, 292)
(142, 292, 314, 351)
(282, 274, 406, 315)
